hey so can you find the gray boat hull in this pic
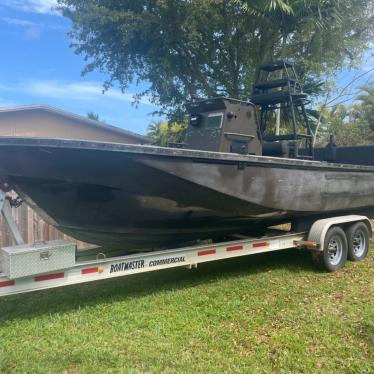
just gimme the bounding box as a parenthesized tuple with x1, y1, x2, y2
(0, 137, 374, 252)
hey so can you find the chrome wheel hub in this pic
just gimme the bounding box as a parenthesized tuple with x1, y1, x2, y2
(327, 235, 343, 266)
(352, 230, 366, 257)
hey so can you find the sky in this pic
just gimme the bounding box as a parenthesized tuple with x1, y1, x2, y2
(0, 1, 373, 135)
(0, 0, 155, 135)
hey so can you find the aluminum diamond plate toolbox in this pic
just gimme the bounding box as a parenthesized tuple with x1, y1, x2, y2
(1, 240, 76, 279)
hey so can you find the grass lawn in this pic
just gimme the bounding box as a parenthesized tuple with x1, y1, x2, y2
(0, 247, 373, 373)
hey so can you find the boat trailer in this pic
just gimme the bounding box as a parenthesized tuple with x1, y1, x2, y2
(0, 189, 371, 297)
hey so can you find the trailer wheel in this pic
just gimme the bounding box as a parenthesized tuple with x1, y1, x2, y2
(345, 222, 370, 262)
(314, 226, 348, 272)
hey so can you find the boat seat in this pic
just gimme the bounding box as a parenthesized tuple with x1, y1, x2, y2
(263, 134, 312, 142)
(258, 60, 293, 72)
(251, 92, 307, 106)
(262, 141, 289, 157)
(253, 78, 298, 91)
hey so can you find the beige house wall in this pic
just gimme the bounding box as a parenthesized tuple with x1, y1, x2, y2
(0, 109, 147, 144)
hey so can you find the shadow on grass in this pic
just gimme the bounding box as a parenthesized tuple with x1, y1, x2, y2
(0, 249, 318, 322)
(357, 322, 374, 353)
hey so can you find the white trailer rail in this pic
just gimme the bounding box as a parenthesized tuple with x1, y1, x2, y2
(0, 190, 371, 297)
(0, 232, 306, 297)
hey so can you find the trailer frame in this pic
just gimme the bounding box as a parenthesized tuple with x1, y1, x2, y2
(0, 189, 371, 297)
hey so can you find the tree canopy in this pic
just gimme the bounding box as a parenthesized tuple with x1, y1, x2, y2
(86, 112, 100, 121)
(317, 82, 374, 146)
(58, 0, 374, 118)
(147, 119, 188, 146)
(357, 83, 374, 131)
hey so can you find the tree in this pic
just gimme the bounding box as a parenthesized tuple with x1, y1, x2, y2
(147, 119, 188, 146)
(357, 83, 374, 130)
(321, 105, 374, 146)
(86, 112, 100, 121)
(58, 0, 374, 118)
(317, 83, 374, 146)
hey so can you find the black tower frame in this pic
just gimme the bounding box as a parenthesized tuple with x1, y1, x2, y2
(251, 61, 314, 159)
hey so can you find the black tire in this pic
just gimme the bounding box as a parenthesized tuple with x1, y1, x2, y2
(345, 222, 370, 262)
(314, 226, 348, 272)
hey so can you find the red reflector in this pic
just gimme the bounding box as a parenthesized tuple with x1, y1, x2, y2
(35, 272, 64, 282)
(0, 280, 15, 287)
(252, 242, 269, 248)
(81, 267, 99, 275)
(226, 245, 244, 252)
(198, 249, 216, 256)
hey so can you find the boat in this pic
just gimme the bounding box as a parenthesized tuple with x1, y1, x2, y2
(1, 62, 374, 252)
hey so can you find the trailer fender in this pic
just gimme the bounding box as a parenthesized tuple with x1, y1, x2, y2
(307, 215, 371, 251)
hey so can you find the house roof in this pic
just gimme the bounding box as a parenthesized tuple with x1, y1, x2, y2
(0, 104, 151, 143)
